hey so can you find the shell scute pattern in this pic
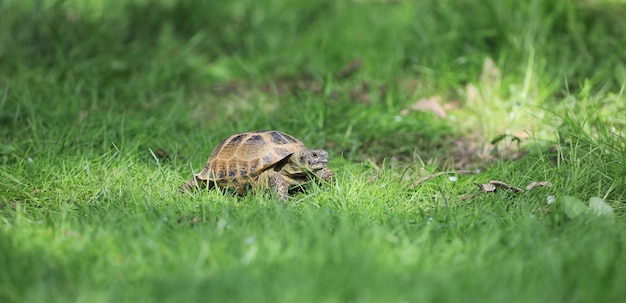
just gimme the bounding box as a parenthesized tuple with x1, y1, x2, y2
(274, 147, 292, 156)
(262, 154, 275, 166)
(245, 134, 266, 147)
(228, 165, 238, 178)
(248, 159, 260, 174)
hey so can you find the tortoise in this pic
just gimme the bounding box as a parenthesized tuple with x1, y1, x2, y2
(180, 130, 334, 200)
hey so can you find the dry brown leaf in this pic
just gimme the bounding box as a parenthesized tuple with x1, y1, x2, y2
(476, 182, 497, 192)
(474, 180, 522, 193)
(400, 96, 447, 118)
(466, 179, 553, 200)
(525, 181, 553, 191)
(490, 180, 523, 193)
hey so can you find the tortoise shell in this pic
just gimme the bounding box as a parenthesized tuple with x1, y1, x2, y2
(195, 130, 307, 190)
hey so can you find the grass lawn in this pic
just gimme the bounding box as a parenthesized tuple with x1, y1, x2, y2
(1, 0, 626, 302)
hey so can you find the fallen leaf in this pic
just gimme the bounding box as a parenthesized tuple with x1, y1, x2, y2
(476, 182, 497, 192)
(474, 180, 522, 193)
(525, 181, 553, 191)
(465, 179, 553, 200)
(400, 96, 447, 118)
(489, 180, 523, 193)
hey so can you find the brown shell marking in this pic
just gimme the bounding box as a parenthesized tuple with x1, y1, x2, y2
(195, 131, 306, 189)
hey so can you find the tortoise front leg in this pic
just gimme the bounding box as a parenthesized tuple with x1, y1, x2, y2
(314, 168, 335, 182)
(269, 172, 292, 201)
(257, 171, 296, 201)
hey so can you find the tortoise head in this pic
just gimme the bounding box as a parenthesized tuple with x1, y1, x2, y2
(291, 149, 329, 172)
(295, 149, 328, 170)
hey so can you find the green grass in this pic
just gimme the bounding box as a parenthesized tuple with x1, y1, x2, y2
(1, 0, 626, 302)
